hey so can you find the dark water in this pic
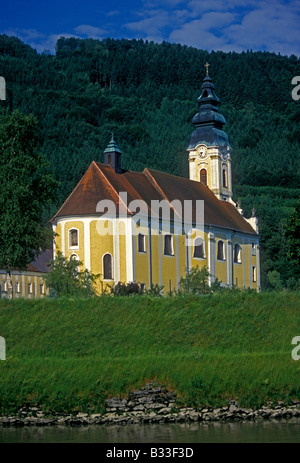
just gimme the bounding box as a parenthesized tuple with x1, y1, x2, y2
(1, 419, 300, 443)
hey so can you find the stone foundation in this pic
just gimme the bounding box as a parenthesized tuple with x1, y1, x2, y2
(0, 383, 299, 426)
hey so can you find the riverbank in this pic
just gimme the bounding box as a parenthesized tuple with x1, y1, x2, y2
(1, 383, 299, 426)
(0, 292, 299, 415)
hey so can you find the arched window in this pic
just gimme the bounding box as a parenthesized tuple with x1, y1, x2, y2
(200, 169, 207, 186)
(103, 253, 113, 280)
(217, 240, 225, 261)
(233, 244, 241, 263)
(70, 253, 79, 270)
(193, 237, 205, 259)
(69, 228, 78, 248)
(252, 266, 257, 282)
(222, 168, 227, 188)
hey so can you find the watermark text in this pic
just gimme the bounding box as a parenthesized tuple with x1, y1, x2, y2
(292, 76, 300, 101)
(291, 336, 300, 360)
(0, 336, 5, 360)
(0, 76, 6, 100)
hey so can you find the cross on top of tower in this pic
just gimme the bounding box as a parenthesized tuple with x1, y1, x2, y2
(204, 62, 210, 75)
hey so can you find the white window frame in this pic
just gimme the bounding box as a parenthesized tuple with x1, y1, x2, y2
(233, 243, 242, 264)
(103, 253, 113, 280)
(217, 240, 225, 261)
(137, 233, 146, 253)
(164, 234, 174, 257)
(69, 228, 79, 249)
(15, 281, 20, 293)
(193, 237, 205, 259)
(252, 266, 257, 282)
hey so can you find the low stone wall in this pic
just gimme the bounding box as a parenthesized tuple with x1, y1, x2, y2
(0, 383, 299, 426)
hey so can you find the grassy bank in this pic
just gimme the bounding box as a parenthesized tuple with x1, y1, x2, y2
(0, 292, 299, 415)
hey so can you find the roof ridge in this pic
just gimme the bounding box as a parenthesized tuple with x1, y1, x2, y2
(50, 162, 97, 222)
(143, 168, 183, 219)
(93, 162, 133, 216)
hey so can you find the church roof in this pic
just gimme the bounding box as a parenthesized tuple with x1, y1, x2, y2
(51, 162, 257, 235)
(26, 249, 53, 273)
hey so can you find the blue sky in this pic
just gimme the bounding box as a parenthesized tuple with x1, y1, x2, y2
(0, 0, 299, 56)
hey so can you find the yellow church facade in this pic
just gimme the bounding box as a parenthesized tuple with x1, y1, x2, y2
(53, 215, 259, 294)
(51, 71, 260, 294)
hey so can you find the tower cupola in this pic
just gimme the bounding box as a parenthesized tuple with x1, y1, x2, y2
(187, 64, 233, 203)
(188, 69, 230, 150)
(104, 134, 122, 174)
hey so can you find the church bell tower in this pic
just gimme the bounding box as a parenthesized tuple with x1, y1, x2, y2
(187, 64, 234, 203)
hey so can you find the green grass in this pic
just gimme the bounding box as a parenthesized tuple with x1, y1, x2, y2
(0, 292, 299, 414)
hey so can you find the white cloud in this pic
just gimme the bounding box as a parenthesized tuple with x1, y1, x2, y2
(169, 19, 232, 51)
(2, 28, 82, 54)
(74, 24, 106, 38)
(125, 9, 170, 38)
(224, 2, 300, 55)
(2, 0, 300, 56)
(125, 0, 300, 56)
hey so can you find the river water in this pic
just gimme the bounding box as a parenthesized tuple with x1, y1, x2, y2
(1, 419, 300, 443)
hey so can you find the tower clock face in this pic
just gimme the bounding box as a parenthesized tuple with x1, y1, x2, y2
(198, 147, 207, 158)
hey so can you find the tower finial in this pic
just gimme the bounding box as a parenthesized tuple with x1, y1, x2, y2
(204, 62, 210, 76)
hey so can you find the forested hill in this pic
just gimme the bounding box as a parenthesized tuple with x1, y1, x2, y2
(0, 34, 300, 287)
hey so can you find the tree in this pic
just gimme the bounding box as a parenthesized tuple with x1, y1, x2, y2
(44, 251, 100, 297)
(179, 266, 211, 295)
(285, 199, 300, 278)
(0, 110, 58, 297)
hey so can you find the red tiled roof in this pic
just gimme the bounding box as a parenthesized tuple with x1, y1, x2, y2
(26, 249, 53, 273)
(51, 163, 257, 235)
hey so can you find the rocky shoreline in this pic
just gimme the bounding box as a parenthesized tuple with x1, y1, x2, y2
(1, 383, 299, 427)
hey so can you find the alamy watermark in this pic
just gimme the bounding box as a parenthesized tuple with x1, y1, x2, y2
(292, 76, 300, 101)
(291, 336, 300, 361)
(0, 76, 6, 101)
(0, 336, 5, 360)
(95, 193, 204, 245)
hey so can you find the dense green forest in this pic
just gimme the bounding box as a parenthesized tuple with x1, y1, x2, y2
(0, 34, 299, 288)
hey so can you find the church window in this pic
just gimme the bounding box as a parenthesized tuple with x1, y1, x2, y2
(222, 168, 227, 188)
(69, 229, 79, 248)
(107, 154, 112, 165)
(164, 234, 174, 256)
(28, 282, 33, 294)
(193, 237, 205, 259)
(252, 242, 256, 256)
(200, 169, 207, 186)
(138, 233, 146, 253)
(103, 253, 113, 280)
(40, 283, 45, 295)
(15, 281, 20, 293)
(217, 240, 225, 261)
(233, 244, 242, 263)
(252, 266, 257, 282)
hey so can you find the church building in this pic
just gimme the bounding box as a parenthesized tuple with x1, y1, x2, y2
(51, 68, 260, 294)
